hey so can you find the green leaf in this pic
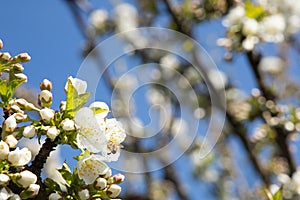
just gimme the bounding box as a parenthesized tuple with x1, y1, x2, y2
(272, 187, 282, 200)
(65, 79, 90, 118)
(44, 178, 62, 193)
(0, 79, 7, 98)
(73, 150, 90, 161)
(58, 162, 73, 186)
(265, 187, 282, 200)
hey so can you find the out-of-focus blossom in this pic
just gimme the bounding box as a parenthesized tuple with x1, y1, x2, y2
(89, 9, 108, 30)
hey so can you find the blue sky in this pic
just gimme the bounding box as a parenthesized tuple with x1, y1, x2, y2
(3, 1, 300, 199)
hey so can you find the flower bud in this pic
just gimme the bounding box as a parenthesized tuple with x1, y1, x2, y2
(112, 173, 125, 184)
(39, 108, 55, 121)
(40, 79, 52, 91)
(107, 184, 121, 198)
(15, 99, 38, 111)
(15, 98, 28, 109)
(39, 90, 52, 102)
(20, 183, 40, 199)
(10, 105, 23, 113)
(8, 148, 32, 167)
(12, 63, 24, 73)
(60, 101, 66, 111)
(49, 193, 62, 200)
(47, 126, 59, 141)
(0, 174, 10, 185)
(17, 170, 37, 188)
(0, 52, 11, 63)
(23, 125, 36, 138)
(3, 116, 17, 133)
(0, 141, 10, 160)
(104, 168, 112, 179)
(39, 90, 52, 107)
(0, 39, 3, 49)
(14, 53, 31, 63)
(13, 113, 28, 122)
(78, 189, 90, 200)
(61, 119, 75, 131)
(95, 177, 107, 190)
(5, 135, 18, 148)
(14, 73, 28, 82)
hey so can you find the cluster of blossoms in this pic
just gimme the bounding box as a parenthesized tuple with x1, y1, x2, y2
(271, 168, 300, 199)
(219, 0, 300, 51)
(0, 39, 126, 199)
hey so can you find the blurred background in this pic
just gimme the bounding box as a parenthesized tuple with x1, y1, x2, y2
(1, 0, 300, 199)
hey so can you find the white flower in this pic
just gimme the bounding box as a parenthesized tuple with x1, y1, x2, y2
(23, 125, 36, 138)
(8, 148, 32, 167)
(242, 18, 259, 35)
(61, 119, 75, 131)
(0, 187, 11, 200)
(0, 174, 10, 185)
(0, 141, 10, 160)
(95, 177, 107, 190)
(39, 108, 55, 121)
(65, 76, 87, 95)
(3, 115, 17, 132)
(260, 14, 286, 42)
(49, 193, 62, 200)
(102, 118, 126, 162)
(75, 107, 107, 153)
(222, 6, 245, 27)
(39, 90, 52, 103)
(76, 155, 109, 184)
(107, 184, 121, 198)
(78, 189, 90, 200)
(47, 126, 60, 141)
(5, 135, 18, 148)
(89, 9, 108, 29)
(26, 183, 40, 196)
(17, 170, 37, 188)
(89, 101, 110, 119)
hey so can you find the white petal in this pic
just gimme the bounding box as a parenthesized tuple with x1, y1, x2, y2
(76, 155, 109, 184)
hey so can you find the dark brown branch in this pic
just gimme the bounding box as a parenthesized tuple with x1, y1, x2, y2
(28, 138, 58, 199)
